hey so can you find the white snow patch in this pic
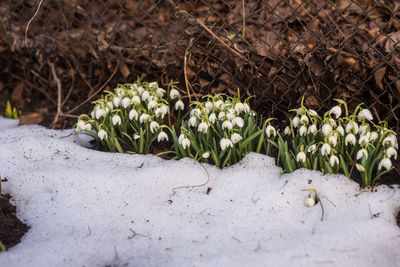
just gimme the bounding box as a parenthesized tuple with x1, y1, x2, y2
(0, 119, 399, 267)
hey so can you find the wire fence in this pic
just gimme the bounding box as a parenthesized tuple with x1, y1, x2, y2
(0, 0, 399, 131)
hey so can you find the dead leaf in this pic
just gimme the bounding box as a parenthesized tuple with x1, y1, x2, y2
(11, 82, 24, 105)
(19, 113, 44, 125)
(119, 61, 130, 79)
(374, 67, 386, 90)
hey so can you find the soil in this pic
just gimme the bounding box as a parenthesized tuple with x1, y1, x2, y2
(0, 194, 29, 251)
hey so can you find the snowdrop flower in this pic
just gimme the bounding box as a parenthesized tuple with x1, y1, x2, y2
(356, 164, 365, 172)
(292, 117, 300, 128)
(147, 100, 157, 110)
(383, 135, 398, 149)
(378, 158, 392, 170)
(169, 88, 180, 100)
(214, 100, 223, 109)
(244, 103, 250, 113)
(175, 100, 184, 111)
(309, 109, 318, 117)
(84, 123, 92, 131)
(137, 86, 145, 95)
(112, 115, 121, 126)
(181, 137, 191, 149)
(328, 135, 337, 147)
(208, 113, 216, 124)
(358, 109, 373, 121)
(141, 91, 150, 101)
(329, 105, 342, 119)
(198, 121, 209, 134)
(226, 112, 235, 121)
(202, 152, 210, 159)
(234, 117, 244, 128)
(113, 96, 121, 108)
(329, 155, 339, 167)
(220, 138, 233, 150)
(139, 113, 150, 123)
(157, 131, 168, 142)
(308, 124, 317, 135)
(76, 120, 85, 130)
(356, 149, 368, 160)
(369, 131, 378, 142)
(307, 144, 317, 154)
(190, 108, 201, 118)
(189, 117, 198, 127)
(234, 102, 245, 114)
(336, 125, 344, 136)
(218, 112, 226, 119)
(134, 134, 140, 140)
(305, 196, 315, 207)
(358, 135, 369, 146)
(345, 134, 356, 146)
(150, 121, 159, 133)
(116, 88, 126, 98)
(359, 124, 369, 135)
(156, 87, 166, 97)
(130, 96, 140, 105)
(321, 143, 331, 156)
(296, 152, 306, 163)
(284, 126, 292, 136)
(300, 115, 309, 125)
(148, 82, 158, 88)
(95, 108, 106, 120)
(266, 125, 276, 138)
(299, 125, 307, 136)
(230, 133, 243, 144)
(205, 102, 213, 114)
(129, 110, 138, 120)
(322, 124, 332, 136)
(346, 121, 359, 134)
(107, 101, 114, 110)
(386, 147, 397, 160)
(91, 110, 95, 119)
(98, 129, 107, 140)
(222, 120, 233, 130)
(122, 97, 131, 109)
(178, 134, 185, 145)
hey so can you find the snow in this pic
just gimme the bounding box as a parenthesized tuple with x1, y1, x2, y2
(0, 116, 399, 267)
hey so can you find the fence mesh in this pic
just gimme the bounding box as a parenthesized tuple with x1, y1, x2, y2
(0, 0, 399, 131)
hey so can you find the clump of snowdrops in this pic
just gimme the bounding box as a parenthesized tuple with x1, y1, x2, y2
(278, 98, 398, 187)
(170, 93, 276, 168)
(75, 80, 184, 154)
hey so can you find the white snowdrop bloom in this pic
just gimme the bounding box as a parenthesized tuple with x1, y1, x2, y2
(208, 113, 216, 124)
(244, 103, 251, 113)
(156, 87, 166, 97)
(358, 135, 369, 146)
(230, 133, 243, 144)
(121, 97, 130, 109)
(307, 144, 317, 154)
(359, 125, 369, 135)
(150, 121, 159, 133)
(309, 109, 318, 117)
(181, 138, 191, 149)
(296, 152, 306, 163)
(214, 100, 223, 109)
(129, 110, 138, 121)
(139, 113, 150, 123)
(175, 100, 184, 111)
(321, 143, 331, 156)
(305, 196, 315, 207)
(356, 164, 365, 172)
(369, 131, 378, 142)
(227, 108, 235, 114)
(300, 115, 309, 125)
(161, 104, 169, 116)
(169, 88, 180, 100)
(299, 125, 307, 136)
(95, 108, 106, 120)
(356, 149, 368, 160)
(234, 117, 244, 128)
(329, 105, 342, 119)
(205, 102, 213, 114)
(98, 129, 107, 140)
(107, 101, 114, 110)
(147, 100, 157, 110)
(346, 121, 359, 134)
(115, 88, 126, 98)
(104, 107, 110, 115)
(266, 125, 277, 138)
(178, 134, 185, 145)
(137, 86, 145, 95)
(112, 115, 121, 126)
(308, 124, 317, 135)
(198, 121, 209, 134)
(84, 123, 92, 131)
(222, 120, 233, 130)
(383, 135, 398, 149)
(131, 96, 141, 105)
(227, 112, 235, 121)
(190, 108, 201, 118)
(76, 120, 85, 130)
(292, 117, 300, 128)
(234, 102, 245, 114)
(141, 91, 150, 101)
(386, 147, 397, 160)
(327, 118, 337, 128)
(148, 82, 158, 88)
(130, 84, 137, 90)
(358, 109, 373, 121)
(284, 126, 292, 136)
(90, 110, 95, 119)
(134, 134, 140, 140)
(322, 124, 332, 136)
(189, 117, 198, 127)
(218, 112, 226, 119)
(202, 151, 210, 159)
(329, 155, 339, 167)
(328, 135, 337, 147)
(220, 138, 233, 150)
(378, 158, 392, 170)
(113, 96, 121, 108)
(336, 125, 344, 136)
(155, 107, 163, 118)
(345, 133, 356, 146)
(157, 131, 168, 142)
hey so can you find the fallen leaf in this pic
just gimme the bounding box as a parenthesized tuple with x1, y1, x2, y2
(374, 67, 386, 90)
(11, 82, 24, 105)
(19, 112, 44, 125)
(119, 62, 130, 79)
